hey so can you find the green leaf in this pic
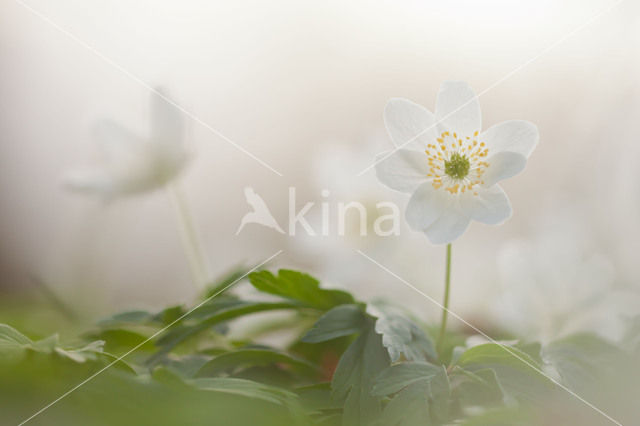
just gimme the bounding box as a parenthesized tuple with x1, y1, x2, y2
(197, 349, 319, 377)
(296, 382, 343, 412)
(163, 354, 213, 379)
(98, 310, 152, 326)
(373, 308, 436, 362)
(457, 343, 552, 402)
(88, 328, 155, 354)
(331, 320, 390, 426)
(377, 365, 450, 426)
(379, 380, 430, 426)
(249, 270, 354, 310)
(543, 333, 625, 394)
(188, 377, 300, 407)
(372, 362, 441, 396)
(301, 305, 366, 343)
(0, 324, 110, 365)
(453, 367, 504, 407)
(154, 301, 299, 355)
(0, 324, 32, 361)
(203, 266, 252, 299)
(53, 340, 105, 363)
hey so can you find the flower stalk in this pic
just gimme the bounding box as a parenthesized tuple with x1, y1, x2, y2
(437, 243, 452, 356)
(167, 184, 209, 290)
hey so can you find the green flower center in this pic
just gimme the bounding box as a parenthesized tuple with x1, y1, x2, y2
(444, 152, 470, 180)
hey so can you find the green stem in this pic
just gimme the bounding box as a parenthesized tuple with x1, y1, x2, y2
(167, 184, 209, 290)
(437, 243, 452, 356)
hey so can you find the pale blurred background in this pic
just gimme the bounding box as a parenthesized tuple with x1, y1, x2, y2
(1, 0, 639, 339)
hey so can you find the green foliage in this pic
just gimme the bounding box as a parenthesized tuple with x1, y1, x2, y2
(196, 348, 319, 378)
(301, 304, 366, 343)
(0, 323, 110, 364)
(2, 268, 638, 425)
(373, 305, 437, 362)
(331, 319, 390, 426)
(249, 269, 355, 310)
(373, 362, 450, 425)
(457, 343, 553, 402)
(543, 333, 626, 395)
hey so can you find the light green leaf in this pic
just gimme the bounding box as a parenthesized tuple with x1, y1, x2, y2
(454, 367, 504, 407)
(0, 324, 32, 361)
(457, 343, 552, 402)
(302, 304, 366, 343)
(249, 269, 354, 310)
(374, 309, 436, 362)
(543, 333, 624, 393)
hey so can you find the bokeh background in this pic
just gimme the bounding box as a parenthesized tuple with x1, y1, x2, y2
(1, 0, 639, 340)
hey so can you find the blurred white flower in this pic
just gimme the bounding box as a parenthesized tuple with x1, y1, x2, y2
(289, 138, 401, 291)
(376, 81, 538, 244)
(493, 204, 640, 342)
(64, 88, 188, 198)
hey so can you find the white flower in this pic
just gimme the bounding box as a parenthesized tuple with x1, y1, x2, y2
(375, 81, 538, 244)
(493, 204, 640, 342)
(64, 88, 189, 198)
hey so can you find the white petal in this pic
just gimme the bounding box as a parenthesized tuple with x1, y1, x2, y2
(482, 120, 539, 158)
(375, 149, 429, 193)
(404, 182, 449, 230)
(384, 98, 437, 150)
(435, 81, 481, 137)
(63, 168, 115, 196)
(93, 120, 142, 162)
(460, 185, 512, 225)
(483, 152, 527, 187)
(150, 87, 185, 145)
(424, 208, 470, 245)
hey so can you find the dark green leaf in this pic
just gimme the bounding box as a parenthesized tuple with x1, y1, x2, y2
(296, 382, 343, 412)
(97, 310, 152, 326)
(331, 320, 390, 426)
(203, 267, 252, 299)
(197, 349, 319, 377)
(302, 305, 366, 343)
(87, 328, 155, 354)
(372, 362, 441, 396)
(154, 301, 298, 354)
(188, 377, 300, 407)
(249, 270, 354, 310)
(379, 380, 430, 426)
(377, 365, 450, 426)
